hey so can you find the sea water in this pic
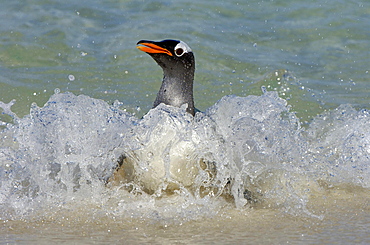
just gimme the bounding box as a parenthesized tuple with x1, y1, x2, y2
(1, 0, 369, 243)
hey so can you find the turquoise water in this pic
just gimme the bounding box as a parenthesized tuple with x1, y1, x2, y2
(1, 0, 370, 243)
(1, 0, 369, 116)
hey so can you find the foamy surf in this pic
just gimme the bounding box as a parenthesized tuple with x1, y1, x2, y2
(0, 88, 369, 223)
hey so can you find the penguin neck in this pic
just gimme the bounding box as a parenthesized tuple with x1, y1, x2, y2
(153, 68, 195, 116)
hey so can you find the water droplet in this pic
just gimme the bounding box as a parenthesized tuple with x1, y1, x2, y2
(68, 75, 75, 81)
(54, 88, 60, 94)
(261, 86, 267, 94)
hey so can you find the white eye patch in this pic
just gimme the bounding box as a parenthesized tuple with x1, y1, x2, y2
(174, 41, 192, 57)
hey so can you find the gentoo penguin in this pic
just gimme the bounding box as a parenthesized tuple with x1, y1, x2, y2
(136, 39, 196, 116)
(109, 39, 209, 195)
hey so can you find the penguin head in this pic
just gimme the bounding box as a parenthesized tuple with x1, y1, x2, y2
(136, 39, 195, 73)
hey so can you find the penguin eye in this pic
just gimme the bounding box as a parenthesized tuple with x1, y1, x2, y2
(174, 41, 192, 57)
(175, 48, 184, 57)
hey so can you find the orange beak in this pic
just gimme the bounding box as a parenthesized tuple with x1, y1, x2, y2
(136, 42, 173, 56)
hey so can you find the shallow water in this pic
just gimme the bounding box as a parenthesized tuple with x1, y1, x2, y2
(1, 194, 369, 244)
(1, 0, 370, 244)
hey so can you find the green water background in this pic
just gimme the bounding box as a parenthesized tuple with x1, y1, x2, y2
(0, 0, 369, 120)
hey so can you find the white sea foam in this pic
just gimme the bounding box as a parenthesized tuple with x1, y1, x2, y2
(0, 91, 369, 221)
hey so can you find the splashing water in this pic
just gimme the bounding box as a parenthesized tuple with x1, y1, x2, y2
(1, 87, 369, 223)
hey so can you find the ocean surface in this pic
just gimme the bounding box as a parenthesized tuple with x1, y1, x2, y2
(1, 0, 369, 243)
